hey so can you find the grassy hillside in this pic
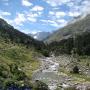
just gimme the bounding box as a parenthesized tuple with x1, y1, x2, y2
(0, 37, 41, 89)
(0, 18, 49, 89)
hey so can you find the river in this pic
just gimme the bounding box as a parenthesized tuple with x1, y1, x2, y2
(32, 56, 61, 90)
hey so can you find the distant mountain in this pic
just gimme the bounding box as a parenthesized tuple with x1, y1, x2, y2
(29, 31, 51, 41)
(45, 14, 90, 43)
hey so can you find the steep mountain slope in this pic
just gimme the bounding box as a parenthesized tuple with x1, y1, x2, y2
(45, 14, 90, 43)
(46, 14, 90, 55)
(0, 18, 45, 51)
(0, 18, 49, 89)
(29, 31, 51, 41)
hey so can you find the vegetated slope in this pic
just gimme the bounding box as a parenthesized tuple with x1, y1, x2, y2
(45, 14, 90, 43)
(48, 32, 90, 55)
(0, 18, 49, 89)
(0, 18, 45, 51)
(46, 14, 90, 55)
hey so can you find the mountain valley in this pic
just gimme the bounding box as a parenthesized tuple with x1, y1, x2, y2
(0, 14, 90, 90)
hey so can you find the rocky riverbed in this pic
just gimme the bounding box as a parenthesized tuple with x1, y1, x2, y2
(32, 56, 59, 90)
(32, 55, 90, 90)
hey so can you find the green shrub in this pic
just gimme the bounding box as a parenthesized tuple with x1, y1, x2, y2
(33, 80, 49, 90)
(72, 66, 79, 74)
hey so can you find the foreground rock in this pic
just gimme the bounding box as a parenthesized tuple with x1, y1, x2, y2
(57, 82, 90, 90)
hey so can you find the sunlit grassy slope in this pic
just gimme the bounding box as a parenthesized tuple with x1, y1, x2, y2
(0, 38, 40, 75)
(0, 17, 50, 89)
(0, 37, 41, 89)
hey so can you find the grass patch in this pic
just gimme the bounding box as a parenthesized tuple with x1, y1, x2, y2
(59, 67, 90, 83)
(0, 39, 41, 86)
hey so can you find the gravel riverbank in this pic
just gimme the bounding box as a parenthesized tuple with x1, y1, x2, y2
(32, 55, 90, 90)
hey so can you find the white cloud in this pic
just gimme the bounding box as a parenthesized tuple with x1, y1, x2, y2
(11, 13, 26, 26)
(15, 13, 26, 25)
(45, 0, 90, 19)
(40, 20, 48, 23)
(68, 12, 81, 17)
(0, 11, 11, 20)
(27, 12, 38, 17)
(48, 20, 56, 23)
(9, 9, 42, 24)
(22, 0, 32, 6)
(67, 2, 74, 7)
(27, 17, 37, 22)
(41, 19, 56, 24)
(44, 0, 72, 7)
(1, 12, 11, 16)
(0, 10, 11, 16)
(67, 0, 90, 16)
(57, 19, 67, 23)
(23, 6, 44, 22)
(49, 11, 55, 15)
(41, 19, 67, 28)
(0, 15, 3, 18)
(81, 0, 90, 14)
(50, 22, 59, 27)
(4, 11, 38, 28)
(38, 12, 42, 16)
(26, 9, 43, 22)
(55, 12, 66, 17)
(48, 11, 66, 21)
(41, 9, 68, 28)
(31, 6, 44, 11)
(57, 19, 67, 27)
(40, 19, 58, 26)
(27, 12, 39, 22)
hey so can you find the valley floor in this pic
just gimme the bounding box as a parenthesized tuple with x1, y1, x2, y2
(32, 55, 90, 90)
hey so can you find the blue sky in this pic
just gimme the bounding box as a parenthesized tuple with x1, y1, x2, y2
(0, 0, 90, 34)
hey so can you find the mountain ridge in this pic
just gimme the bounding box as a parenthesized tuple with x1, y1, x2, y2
(45, 14, 90, 55)
(45, 14, 90, 43)
(0, 18, 46, 51)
